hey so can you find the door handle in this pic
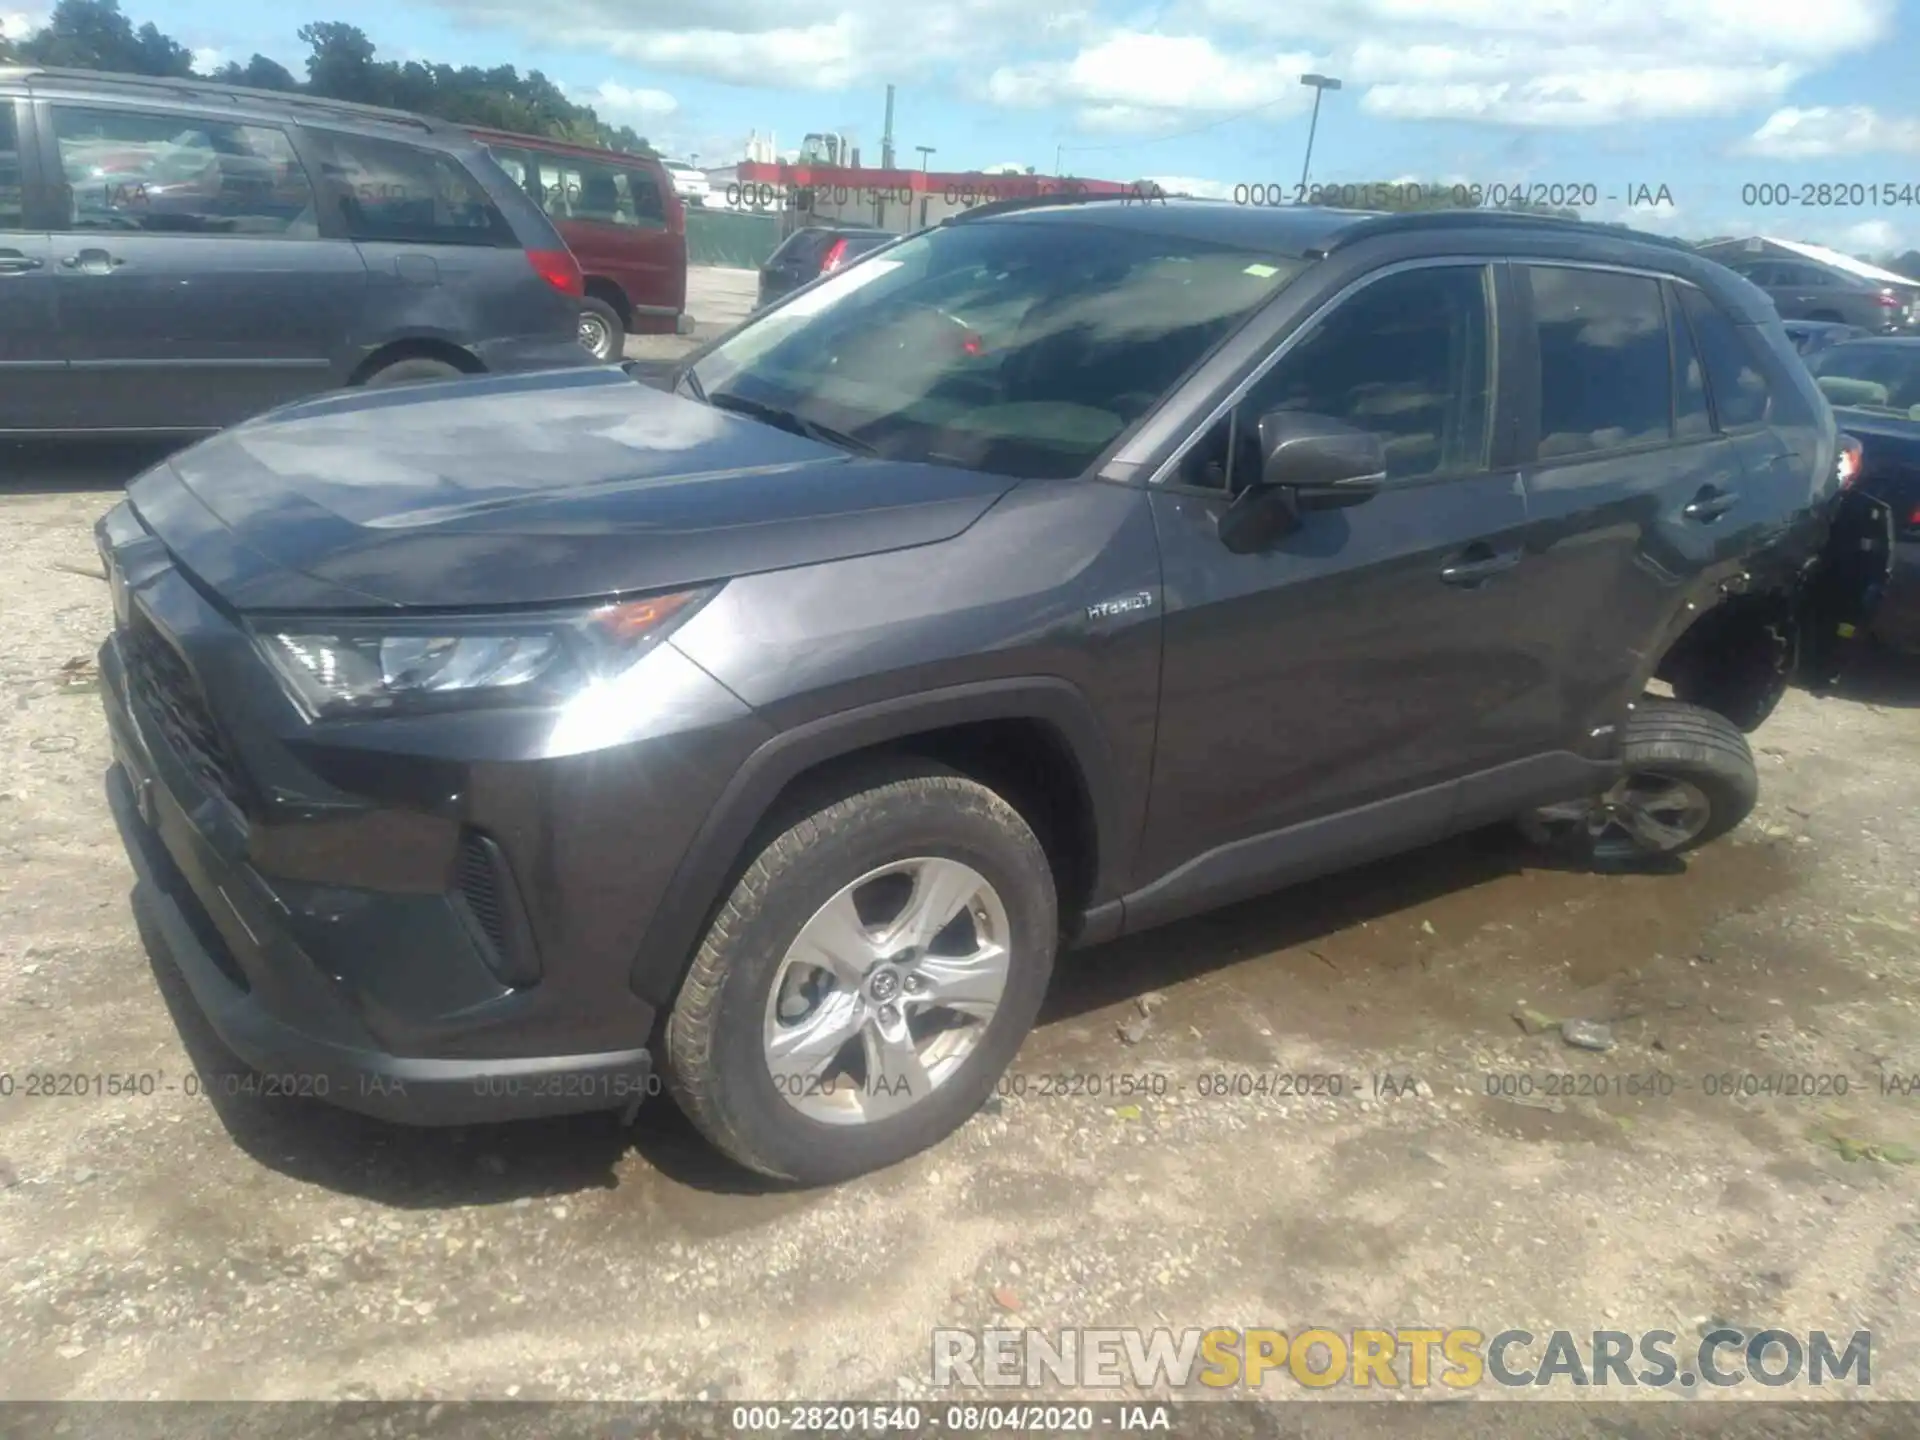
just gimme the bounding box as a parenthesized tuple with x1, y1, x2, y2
(0, 253, 44, 275)
(1439, 547, 1523, 586)
(1683, 488, 1739, 522)
(61, 249, 126, 274)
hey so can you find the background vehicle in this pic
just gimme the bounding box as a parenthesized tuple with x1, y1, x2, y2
(1807, 336, 1920, 651)
(1782, 319, 1872, 357)
(1703, 238, 1920, 333)
(756, 224, 895, 308)
(0, 65, 592, 436)
(97, 202, 1889, 1187)
(662, 159, 710, 208)
(472, 127, 690, 361)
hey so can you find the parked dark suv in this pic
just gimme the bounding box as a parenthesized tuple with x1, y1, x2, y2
(0, 66, 592, 436)
(97, 200, 1890, 1185)
(756, 224, 895, 308)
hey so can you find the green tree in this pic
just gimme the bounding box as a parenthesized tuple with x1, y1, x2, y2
(208, 54, 299, 89)
(21, 2, 663, 156)
(20, 0, 193, 75)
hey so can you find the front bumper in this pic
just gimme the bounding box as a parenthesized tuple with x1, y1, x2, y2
(96, 501, 770, 1125)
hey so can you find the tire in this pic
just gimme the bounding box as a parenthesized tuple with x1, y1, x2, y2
(1521, 698, 1758, 863)
(361, 357, 465, 389)
(665, 761, 1057, 1185)
(577, 297, 625, 362)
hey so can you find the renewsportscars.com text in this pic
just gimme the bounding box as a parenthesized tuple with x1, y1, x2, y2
(930, 1326, 1872, 1391)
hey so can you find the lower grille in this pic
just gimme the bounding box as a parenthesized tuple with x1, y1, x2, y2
(123, 612, 247, 813)
(456, 832, 510, 956)
(453, 830, 541, 987)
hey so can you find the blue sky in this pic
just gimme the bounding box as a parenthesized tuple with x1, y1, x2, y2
(10, 0, 1920, 252)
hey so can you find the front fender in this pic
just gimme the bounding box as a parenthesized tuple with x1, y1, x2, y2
(626, 675, 1130, 1006)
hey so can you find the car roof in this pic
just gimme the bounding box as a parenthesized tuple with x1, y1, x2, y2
(947, 197, 1772, 320)
(0, 64, 473, 147)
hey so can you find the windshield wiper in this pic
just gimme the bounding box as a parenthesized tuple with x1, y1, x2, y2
(675, 365, 707, 402)
(706, 390, 876, 456)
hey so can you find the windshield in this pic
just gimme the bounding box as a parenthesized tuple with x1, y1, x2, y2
(688, 217, 1306, 479)
(1810, 342, 1920, 418)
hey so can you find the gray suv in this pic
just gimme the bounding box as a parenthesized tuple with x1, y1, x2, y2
(1703, 246, 1920, 334)
(0, 66, 594, 436)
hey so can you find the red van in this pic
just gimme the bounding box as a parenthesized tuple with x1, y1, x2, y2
(467, 128, 690, 361)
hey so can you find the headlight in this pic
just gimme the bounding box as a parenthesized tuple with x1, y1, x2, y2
(253, 588, 711, 719)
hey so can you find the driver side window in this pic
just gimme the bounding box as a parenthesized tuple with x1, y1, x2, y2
(1177, 264, 1494, 492)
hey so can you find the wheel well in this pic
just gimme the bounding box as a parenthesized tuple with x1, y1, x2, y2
(583, 277, 631, 327)
(1653, 591, 1798, 731)
(348, 338, 484, 386)
(743, 720, 1101, 932)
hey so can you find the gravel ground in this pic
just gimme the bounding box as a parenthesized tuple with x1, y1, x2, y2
(1, 271, 1917, 1415)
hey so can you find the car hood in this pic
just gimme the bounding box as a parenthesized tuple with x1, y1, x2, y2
(128, 366, 1018, 611)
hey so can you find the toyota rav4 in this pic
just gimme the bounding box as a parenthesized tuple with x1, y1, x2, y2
(97, 200, 1892, 1185)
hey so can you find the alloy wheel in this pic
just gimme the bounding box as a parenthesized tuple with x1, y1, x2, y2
(578, 311, 614, 360)
(1528, 771, 1714, 862)
(762, 857, 1011, 1125)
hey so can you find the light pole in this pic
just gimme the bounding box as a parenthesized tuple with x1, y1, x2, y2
(916, 145, 936, 172)
(1298, 73, 1342, 194)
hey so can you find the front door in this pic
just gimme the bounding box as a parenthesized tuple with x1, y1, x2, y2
(1137, 261, 1538, 902)
(40, 100, 365, 431)
(0, 97, 65, 431)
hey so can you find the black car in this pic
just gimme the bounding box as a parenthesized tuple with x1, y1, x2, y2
(0, 65, 593, 436)
(756, 224, 895, 308)
(97, 200, 1890, 1185)
(1806, 336, 1920, 652)
(1782, 319, 1872, 357)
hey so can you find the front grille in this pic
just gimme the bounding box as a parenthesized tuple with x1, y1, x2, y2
(123, 611, 247, 813)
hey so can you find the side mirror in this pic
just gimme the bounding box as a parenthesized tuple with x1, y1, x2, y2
(1217, 411, 1389, 554)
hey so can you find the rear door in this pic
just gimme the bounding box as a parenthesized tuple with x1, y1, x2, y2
(37, 97, 366, 431)
(1505, 264, 1750, 750)
(0, 95, 65, 431)
(299, 127, 565, 354)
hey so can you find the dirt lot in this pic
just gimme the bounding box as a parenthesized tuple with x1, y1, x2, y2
(2, 273, 1918, 1414)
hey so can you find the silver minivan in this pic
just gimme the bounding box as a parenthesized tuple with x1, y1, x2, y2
(0, 65, 594, 436)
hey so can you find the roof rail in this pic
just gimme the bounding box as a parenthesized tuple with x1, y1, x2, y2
(1309, 207, 1697, 258)
(945, 189, 1198, 223)
(15, 65, 447, 133)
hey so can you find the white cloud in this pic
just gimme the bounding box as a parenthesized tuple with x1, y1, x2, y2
(988, 32, 1319, 130)
(588, 80, 680, 118)
(1, 11, 42, 41)
(190, 46, 228, 74)
(1740, 106, 1920, 159)
(418, 0, 1892, 130)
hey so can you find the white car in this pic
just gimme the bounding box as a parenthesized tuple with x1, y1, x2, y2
(663, 161, 710, 207)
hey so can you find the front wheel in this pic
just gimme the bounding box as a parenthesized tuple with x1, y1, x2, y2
(665, 763, 1057, 1185)
(1521, 698, 1759, 864)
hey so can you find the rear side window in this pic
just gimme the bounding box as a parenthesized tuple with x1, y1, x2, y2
(533, 153, 664, 230)
(306, 130, 517, 247)
(49, 105, 318, 237)
(1667, 283, 1713, 440)
(0, 104, 23, 230)
(1525, 265, 1672, 460)
(1679, 285, 1772, 429)
(486, 144, 544, 201)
